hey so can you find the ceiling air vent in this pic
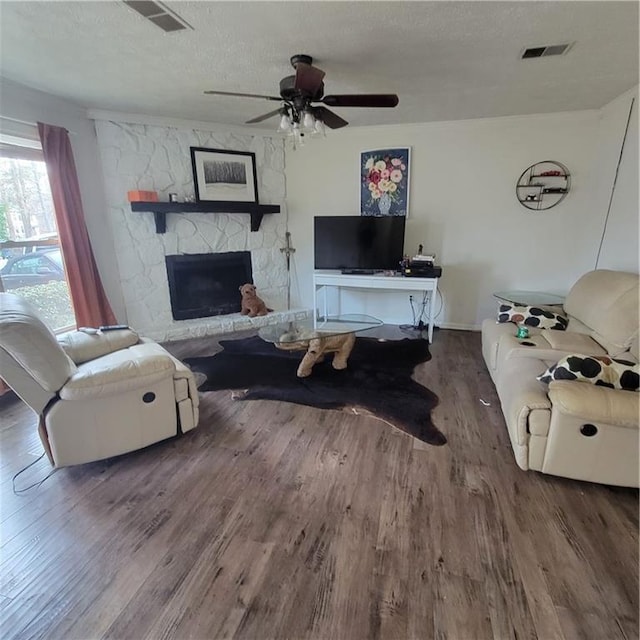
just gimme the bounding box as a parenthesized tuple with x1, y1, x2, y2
(521, 43, 573, 59)
(123, 1, 193, 32)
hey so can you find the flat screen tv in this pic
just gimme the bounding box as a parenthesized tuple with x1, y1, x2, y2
(314, 215, 406, 273)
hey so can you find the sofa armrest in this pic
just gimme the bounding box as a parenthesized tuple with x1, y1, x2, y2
(58, 329, 140, 364)
(136, 338, 200, 405)
(548, 381, 639, 429)
(59, 354, 175, 400)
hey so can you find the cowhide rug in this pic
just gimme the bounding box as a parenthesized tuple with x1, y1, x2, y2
(184, 335, 445, 446)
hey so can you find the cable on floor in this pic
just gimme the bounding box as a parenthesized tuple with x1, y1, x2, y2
(12, 452, 57, 495)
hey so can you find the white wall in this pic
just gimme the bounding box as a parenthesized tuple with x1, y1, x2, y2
(595, 87, 639, 272)
(286, 110, 610, 329)
(0, 78, 126, 321)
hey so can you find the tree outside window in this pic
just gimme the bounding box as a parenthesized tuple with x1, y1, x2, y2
(0, 156, 75, 331)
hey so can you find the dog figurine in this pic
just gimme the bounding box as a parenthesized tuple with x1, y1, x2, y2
(239, 283, 272, 317)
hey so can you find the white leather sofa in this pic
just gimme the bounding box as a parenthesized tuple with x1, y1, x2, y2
(482, 270, 639, 487)
(0, 293, 199, 468)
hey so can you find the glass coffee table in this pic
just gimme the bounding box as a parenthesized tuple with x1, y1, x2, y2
(493, 290, 565, 306)
(259, 314, 382, 378)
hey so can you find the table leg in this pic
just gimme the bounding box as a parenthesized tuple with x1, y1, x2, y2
(428, 285, 437, 343)
(313, 284, 318, 320)
(324, 285, 328, 320)
(296, 332, 356, 378)
(330, 332, 356, 370)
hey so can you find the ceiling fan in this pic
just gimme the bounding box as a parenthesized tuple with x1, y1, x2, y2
(204, 54, 399, 132)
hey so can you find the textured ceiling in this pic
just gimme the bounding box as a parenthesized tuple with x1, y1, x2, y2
(0, 1, 638, 130)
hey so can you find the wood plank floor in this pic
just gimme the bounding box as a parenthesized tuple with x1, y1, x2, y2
(0, 328, 637, 640)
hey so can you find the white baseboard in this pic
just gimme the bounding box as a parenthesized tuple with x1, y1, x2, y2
(437, 322, 482, 332)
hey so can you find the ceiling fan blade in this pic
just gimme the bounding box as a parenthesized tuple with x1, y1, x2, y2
(245, 108, 283, 124)
(294, 62, 326, 95)
(204, 90, 281, 102)
(321, 94, 399, 108)
(313, 106, 348, 130)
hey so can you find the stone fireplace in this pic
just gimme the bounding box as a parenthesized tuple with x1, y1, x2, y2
(94, 119, 309, 342)
(165, 251, 253, 320)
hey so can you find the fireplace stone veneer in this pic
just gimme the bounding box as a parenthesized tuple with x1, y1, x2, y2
(94, 119, 309, 342)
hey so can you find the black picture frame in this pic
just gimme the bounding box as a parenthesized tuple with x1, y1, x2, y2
(190, 147, 259, 204)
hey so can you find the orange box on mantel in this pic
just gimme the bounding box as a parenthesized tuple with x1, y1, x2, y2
(127, 190, 158, 202)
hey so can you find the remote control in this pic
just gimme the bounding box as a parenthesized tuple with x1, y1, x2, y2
(98, 325, 130, 332)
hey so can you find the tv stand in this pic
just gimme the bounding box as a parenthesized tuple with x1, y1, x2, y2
(313, 270, 440, 343)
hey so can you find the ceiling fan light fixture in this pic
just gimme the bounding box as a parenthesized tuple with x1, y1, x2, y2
(312, 118, 326, 138)
(277, 112, 292, 133)
(291, 121, 306, 148)
(301, 109, 316, 132)
(205, 54, 398, 149)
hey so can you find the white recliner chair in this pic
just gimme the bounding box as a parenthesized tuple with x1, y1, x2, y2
(0, 293, 199, 467)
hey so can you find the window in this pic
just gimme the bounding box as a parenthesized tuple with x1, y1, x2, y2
(0, 139, 75, 332)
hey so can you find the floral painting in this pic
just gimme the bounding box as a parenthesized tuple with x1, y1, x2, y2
(360, 148, 410, 217)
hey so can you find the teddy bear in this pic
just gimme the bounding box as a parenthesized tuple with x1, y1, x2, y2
(239, 283, 272, 317)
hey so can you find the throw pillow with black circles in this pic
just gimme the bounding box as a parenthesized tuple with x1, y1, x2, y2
(497, 303, 568, 330)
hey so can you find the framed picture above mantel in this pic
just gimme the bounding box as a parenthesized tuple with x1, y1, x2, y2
(190, 147, 258, 204)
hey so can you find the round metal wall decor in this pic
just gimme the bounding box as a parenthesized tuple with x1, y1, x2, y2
(516, 160, 570, 211)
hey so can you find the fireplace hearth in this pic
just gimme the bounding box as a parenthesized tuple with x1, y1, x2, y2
(165, 252, 253, 321)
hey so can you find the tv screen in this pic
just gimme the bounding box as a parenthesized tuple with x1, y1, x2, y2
(314, 216, 406, 272)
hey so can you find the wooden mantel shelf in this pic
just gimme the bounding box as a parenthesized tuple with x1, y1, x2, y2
(130, 201, 281, 233)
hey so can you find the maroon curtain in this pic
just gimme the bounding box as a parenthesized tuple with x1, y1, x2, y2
(37, 123, 116, 327)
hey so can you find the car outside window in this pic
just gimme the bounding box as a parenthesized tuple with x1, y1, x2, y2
(48, 250, 63, 270)
(10, 255, 41, 275)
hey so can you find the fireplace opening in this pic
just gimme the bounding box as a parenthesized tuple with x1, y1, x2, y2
(165, 251, 253, 320)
